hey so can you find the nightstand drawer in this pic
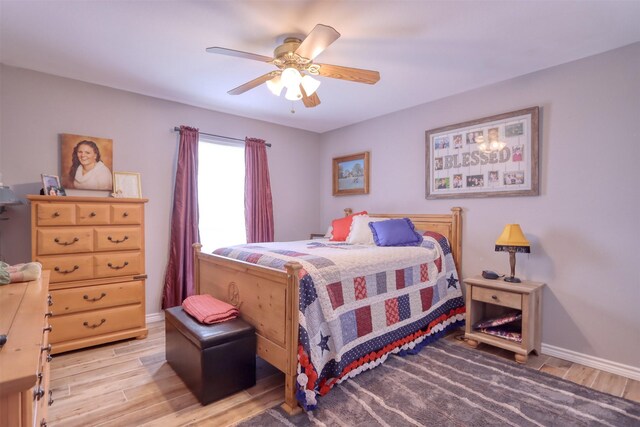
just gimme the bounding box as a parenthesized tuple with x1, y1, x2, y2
(472, 287, 521, 309)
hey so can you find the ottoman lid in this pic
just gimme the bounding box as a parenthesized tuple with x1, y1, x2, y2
(165, 306, 255, 350)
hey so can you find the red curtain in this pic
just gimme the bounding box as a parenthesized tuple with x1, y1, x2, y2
(162, 126, 200, 308)
(244, 137, 274, 243)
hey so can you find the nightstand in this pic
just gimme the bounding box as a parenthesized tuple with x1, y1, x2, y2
(464, 276, 544, 363)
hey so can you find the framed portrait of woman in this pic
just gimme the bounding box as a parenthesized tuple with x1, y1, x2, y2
(60, 133, 114, 191)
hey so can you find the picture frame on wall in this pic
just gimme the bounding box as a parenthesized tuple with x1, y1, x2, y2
(425, 107, 539, 199)
(113, 172, 142, 198)
(41, 174, 66, 196)
(60, 133, 114, 191)
(332, 151, 370, 196)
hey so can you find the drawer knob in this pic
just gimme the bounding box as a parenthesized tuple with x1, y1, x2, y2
(90, 212, 97, 217)
(83, 319, 106, 329)
(45, 311, 53, 318)
(83, 292, 107, 302)
(48, 390, 54, 406)
(123, 212, 129, 217)
(491, 295, 498, 300)
(54, 237, 79, 246)
(43, 325, 53, 333)
(34, 387, 45, 400)
(107, 261, 129, 270)
(55, 265, 79, 274)
(53, 212, 60, 217)
(47, 294, 53, 306)
(41, 344, 52, 353)
(107, 235, 129, 244)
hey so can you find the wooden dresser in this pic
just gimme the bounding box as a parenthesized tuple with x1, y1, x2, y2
(28, 195, 148, 354)
(0, 271, 52, 427)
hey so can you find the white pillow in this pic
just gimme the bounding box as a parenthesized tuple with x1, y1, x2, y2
(324, 225, 333, 238)
(347, 215, 387, 245)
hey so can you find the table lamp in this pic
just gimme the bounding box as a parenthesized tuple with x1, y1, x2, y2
(495, 224, 530, 283)
(0, 185, 21, 216)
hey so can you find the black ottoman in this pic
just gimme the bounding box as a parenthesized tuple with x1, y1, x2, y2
(165, 306, 256, 405)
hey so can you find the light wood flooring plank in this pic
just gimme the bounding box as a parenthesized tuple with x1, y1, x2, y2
(564, 363, 598, 386)
(539, 364, 569, 378)
(591, 371, 627, 397)
(623, 379, 640, 403)
(97, 391, 199, 427)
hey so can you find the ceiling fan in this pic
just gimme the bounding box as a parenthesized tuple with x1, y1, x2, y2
(206, 24, 380, 108)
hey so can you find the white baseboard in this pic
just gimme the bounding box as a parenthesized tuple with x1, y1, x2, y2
(542, 343, 640, 381)
(146, 312, 164, 323)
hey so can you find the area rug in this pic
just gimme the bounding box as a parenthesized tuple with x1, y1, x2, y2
(237, 339, 640, 426)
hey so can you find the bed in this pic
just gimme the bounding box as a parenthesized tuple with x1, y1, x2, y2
(193, 208, 463, 413)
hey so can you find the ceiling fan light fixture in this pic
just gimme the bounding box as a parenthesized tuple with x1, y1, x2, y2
(281, 67, 302, 90)
(301, 74, 321, 96)
(285, 85, 303, 101)
(266, 75, 283, 96)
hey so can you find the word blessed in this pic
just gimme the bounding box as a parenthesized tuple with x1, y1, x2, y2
(438, 147, 514, 170)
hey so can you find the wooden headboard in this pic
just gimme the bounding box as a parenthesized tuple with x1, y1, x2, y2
(343, 207, 462, 274)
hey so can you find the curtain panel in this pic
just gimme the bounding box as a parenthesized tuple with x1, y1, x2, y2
(162, 126, 200, 308)
(244, 137, 274, 243)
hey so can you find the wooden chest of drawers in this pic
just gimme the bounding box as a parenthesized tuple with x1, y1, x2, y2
(28, 195, 148, 354)
(0, 271, 52, 427)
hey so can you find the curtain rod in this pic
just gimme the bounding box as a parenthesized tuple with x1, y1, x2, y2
(173, 127, 271, 147)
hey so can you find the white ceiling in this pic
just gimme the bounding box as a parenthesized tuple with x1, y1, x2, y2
(1, 1, 640, 133)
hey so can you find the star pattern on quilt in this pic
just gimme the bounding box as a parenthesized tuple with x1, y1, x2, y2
(317, 332, 331, 355)
(447, 274, 459, 289)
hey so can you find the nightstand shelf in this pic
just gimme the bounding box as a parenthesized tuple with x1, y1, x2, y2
(464, 276, 544, 363)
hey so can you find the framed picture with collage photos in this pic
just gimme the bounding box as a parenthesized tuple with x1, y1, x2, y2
(425, 107, 539, 199)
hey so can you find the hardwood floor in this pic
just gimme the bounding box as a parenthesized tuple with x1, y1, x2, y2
(48, 320, 640, 426)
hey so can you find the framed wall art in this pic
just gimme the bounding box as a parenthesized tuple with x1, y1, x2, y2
(425, 107, 539, 199)
(333, 151, 370, 196)
(113, 172, 142, 198)
(60, 133, 114, 191)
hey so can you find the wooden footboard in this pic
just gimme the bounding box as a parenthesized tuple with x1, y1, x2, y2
(193, 207, 462, 414)
(193, 244, 302, 414)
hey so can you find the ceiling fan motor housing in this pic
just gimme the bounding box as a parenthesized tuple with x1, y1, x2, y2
(272, 38, 319, 74)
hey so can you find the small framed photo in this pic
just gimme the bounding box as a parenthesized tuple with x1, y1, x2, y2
(332, 151, 370, 196)
(41, 174, 66, 196)
(113, 172, 142, 198)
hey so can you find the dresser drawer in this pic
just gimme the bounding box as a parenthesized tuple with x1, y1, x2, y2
(111, 204, 142, 225)
(94, 227, 142, 252)
(77, 204, 111, 225)
(36, 203, 76, 226)
(48, 304, 145, 344)
(94, 252, 143, 278)
(472, 286, 522, 310)
(50, 280, 144, 315)
(37, 227, 93, 255)
(37, 255, 94, 283)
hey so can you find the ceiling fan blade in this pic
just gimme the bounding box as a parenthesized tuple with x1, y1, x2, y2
(206, 47, 273, 63)
(295, 24, 340, 60)
(300, 85, 321, 108)
(228, 72, 275, 95)
(316, 63, 380, 84)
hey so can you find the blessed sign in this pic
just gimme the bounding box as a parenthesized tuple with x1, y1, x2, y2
(425, 107, 539, 199)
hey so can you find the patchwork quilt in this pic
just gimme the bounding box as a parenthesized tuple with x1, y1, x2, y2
(214, 231, 465, 410)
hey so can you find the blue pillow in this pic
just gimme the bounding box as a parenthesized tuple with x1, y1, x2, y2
(368, 218, 424, 247)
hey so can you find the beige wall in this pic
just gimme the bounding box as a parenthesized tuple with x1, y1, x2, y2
(0, 65, 322, 313)
(319, 43, 640, 368)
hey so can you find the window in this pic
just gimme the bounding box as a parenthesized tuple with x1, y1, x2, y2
(197, 137, 246, 251)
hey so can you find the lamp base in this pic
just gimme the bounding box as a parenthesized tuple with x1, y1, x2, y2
(504, 276, 521, 283)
